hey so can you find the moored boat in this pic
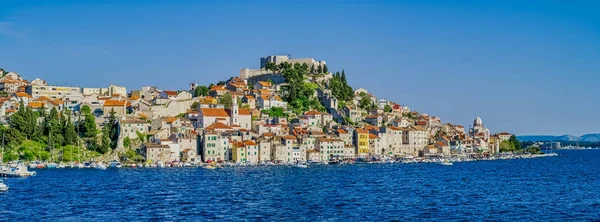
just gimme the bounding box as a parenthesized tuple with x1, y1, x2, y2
(0, 180, 8, 191)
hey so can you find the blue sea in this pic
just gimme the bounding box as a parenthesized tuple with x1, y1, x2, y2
(1, 150, 600, 221)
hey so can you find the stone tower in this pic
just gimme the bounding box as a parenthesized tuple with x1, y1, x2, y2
(231, 94, 239, 126)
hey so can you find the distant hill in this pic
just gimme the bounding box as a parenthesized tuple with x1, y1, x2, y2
(579, 134, 600, 142)
(518, 134, 600, 142)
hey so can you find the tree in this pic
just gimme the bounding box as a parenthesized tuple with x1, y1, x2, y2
(99, 125, 111, 154)
(194, 85, 209, 97)
(108, 108, 119, 149)
(323, 64, 328, 73)
(359, 94, 373, 110)
(217, 81, 226, 86)
(341, 70, 347, 83)
(317, 65, 322, 73)
(63, 114, 78, 146)
(123, 137, 131, 148)
(499, 140, 515, 152)
(136, 131, 146, 143)
(208, 83, 215, 89)
(219, 93, 241, 109)
(509, 135, 522, 150)
(384, 104, 392, 113)
(81, 105, 91, 114)
(190, 101, 200, 110)
(310, 65, 315, 74)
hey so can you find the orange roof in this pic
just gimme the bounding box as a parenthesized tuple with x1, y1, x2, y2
(387, 126, 402, 131)
(257, 81, 272, 87)
(164, 117, 178, 123)
(356, 128, 369, 134)
(337, 129, 348, 134)
(498, 132, 511, 136)
(104, 100, 127, 107)
(283, 135, 297, 140)
(237, 108, 251, 115)
(15, 92, 31, 98)
(210, 85, 227, 91)
(244, 95, 255, 100)
(369, 133, 379, 139)
(163, 90, 178, 96)
(243, 140, 257, 146)
(6, 109, 16, 113)
(201, 108, 230, 117)
(305, 110, 322, 115)
(28, 101, 43, 108)
(129, 95, 140, 100)
(205, 121, 233, 130)
(262, 133, 274, 137)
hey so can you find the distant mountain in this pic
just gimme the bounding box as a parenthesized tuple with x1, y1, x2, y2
(579, 134, 600, 142)
(518, 134, 600, 142)
(517, 135, 579, 142)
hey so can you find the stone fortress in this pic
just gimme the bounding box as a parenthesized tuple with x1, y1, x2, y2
(240, 55, 327, 84)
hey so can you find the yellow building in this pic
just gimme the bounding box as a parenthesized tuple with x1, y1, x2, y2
(232, 141, 246, 163)
(355, 128, 370, 155)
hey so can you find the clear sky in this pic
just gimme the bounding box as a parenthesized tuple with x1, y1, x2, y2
(1, 0, 599, 135)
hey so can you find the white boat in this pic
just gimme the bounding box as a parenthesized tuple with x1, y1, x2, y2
(438, 160, 453, 166)
(0, 180, 8, 191)
(294, 163, 308, 168)
(0, 164, 36, 177)
(95, 164, 107, 170)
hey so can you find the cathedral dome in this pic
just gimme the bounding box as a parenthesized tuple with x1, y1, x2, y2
(473, 116, 483, 127)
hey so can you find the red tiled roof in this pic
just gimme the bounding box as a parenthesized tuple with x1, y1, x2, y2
(104, 100, 127, 107)
(163, 90, 178, 96)
(205, 121, 233, 130)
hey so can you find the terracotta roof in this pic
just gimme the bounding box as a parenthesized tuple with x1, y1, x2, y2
(498, 132, 511, 136)
(210, 85, 227, 91)
(262, 133, 274, 137)
(164, 117, 178, 123)
(244, 95, 255, 100)
(387, 126, 402, 131)
(201, 108, 230, 117)
(304, 110, 322, 115)
(356, 128, 369, 134)
(283, 135, 297, 140)
(14, 92, 31, 98)
(369, 133, 379, 139)
(28, 101, 43, 108)
(243, 140, 257, 146)
(129, 96, 140, 100)
(337, 129, 348, 134)
(257, 81, 272, 87)
(215, 117, 227, 121)
(104, 100, 127, 107)
(205, 121, 233, 130)
(163, 90, 178, 96)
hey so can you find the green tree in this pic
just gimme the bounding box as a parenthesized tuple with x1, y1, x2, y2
(99, 125, 111, 154)
(123, 137, 131, 148)
(190, 101, 199, 110)
(499, 140, 515, 152)
(384, 104, 392, 113)
(323, 64, 328, 73)
(81, 105, 91, 114)
(194, 85, 209, 97)
(359, 94, 373, 110)
(509, 135, 522, 150)
(219, 93, 241, 109)
(217, 81, 226, 86)
(63, 113, 78, 146)
(136, 131, 146, 143)
(108, 108, 119, 149)
(317, 65, 322, 73)
(310, 65, 315, 74)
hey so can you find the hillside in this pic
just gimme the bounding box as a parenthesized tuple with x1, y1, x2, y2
(518, 134, 600, 142)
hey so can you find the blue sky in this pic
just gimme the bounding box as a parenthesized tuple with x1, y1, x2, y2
(1, 0, 599, 135)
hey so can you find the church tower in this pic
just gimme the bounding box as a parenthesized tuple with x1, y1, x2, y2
(231, 95, 239, 126)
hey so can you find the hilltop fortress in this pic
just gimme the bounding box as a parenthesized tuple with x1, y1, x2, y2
(240, 55, 327, 84)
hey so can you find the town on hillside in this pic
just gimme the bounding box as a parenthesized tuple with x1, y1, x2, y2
(0, 56, 519, 165)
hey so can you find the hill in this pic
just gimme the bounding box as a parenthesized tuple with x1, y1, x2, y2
(518, 134, 600, 142)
